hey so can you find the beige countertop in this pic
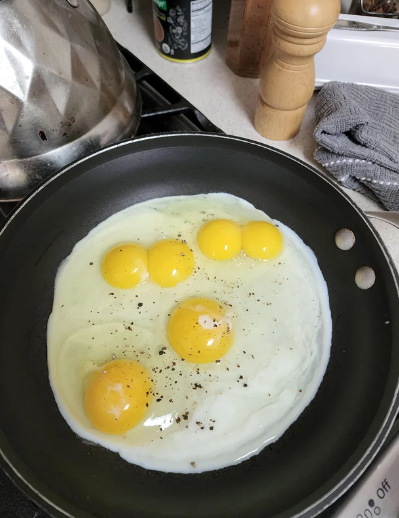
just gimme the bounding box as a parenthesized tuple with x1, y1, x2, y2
(104, 0, 399, 267)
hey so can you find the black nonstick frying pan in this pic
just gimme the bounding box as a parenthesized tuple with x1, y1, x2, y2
(0, 133, 398, 518)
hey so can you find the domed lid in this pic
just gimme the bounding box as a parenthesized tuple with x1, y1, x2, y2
(0, 0, 139, 200)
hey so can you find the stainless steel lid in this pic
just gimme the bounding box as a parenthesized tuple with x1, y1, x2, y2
(0, 0, 140, 201)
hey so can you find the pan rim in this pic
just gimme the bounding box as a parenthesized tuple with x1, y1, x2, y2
(0, 132, 398, 518)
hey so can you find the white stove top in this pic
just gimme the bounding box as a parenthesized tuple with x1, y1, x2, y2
(327, 420, 399, 517)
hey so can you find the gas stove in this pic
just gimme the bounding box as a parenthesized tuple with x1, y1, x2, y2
(1, 46, 399, 518)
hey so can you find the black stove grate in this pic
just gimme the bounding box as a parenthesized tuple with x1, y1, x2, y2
(123, 45, 221, 136)
(0, 45, 220, 518)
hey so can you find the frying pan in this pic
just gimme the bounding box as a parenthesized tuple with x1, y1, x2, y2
(0, 133, 398, 518)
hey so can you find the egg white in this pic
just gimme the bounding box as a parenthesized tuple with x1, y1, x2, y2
(47, 193, 332, 473)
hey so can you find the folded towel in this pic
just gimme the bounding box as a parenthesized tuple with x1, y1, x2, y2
(313, 82, 399, 210)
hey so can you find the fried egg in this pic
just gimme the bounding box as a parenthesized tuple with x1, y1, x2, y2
(47, 193, 331, 473)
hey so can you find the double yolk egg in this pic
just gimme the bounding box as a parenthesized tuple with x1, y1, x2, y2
(198, 219, 283, 261)
(102, 239, 194, 289)
(84, 219, 282, 435)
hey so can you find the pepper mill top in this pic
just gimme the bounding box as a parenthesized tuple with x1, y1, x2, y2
(273, 0, 340, 32)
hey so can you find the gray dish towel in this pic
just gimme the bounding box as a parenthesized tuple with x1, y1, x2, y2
(313, 82, 399, 210)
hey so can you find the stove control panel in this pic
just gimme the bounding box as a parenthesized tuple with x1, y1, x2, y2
(332, 429, 399, 518)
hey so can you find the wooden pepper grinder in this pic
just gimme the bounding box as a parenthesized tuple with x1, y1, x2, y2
(254, 0, 340, 141)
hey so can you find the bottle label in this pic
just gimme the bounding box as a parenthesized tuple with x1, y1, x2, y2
(153, 0, 212, 61)
(154, 0, 167, 9)
(190, 0, 212, 54)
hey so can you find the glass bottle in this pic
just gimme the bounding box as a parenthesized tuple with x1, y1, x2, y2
(225, 0, 273, 78)
(153, 0, 213, 63)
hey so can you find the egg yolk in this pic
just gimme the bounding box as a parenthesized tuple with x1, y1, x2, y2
(242, 221, 283, 260)
(102, 244, 148, 289)
(168, 297, 234, 363)
(198, 219, 241, 260)
(84, 360, 152, 435)
(148, 239, 194, 287)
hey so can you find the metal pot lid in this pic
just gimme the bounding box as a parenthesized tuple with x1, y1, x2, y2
(0, 0, 140, 201)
